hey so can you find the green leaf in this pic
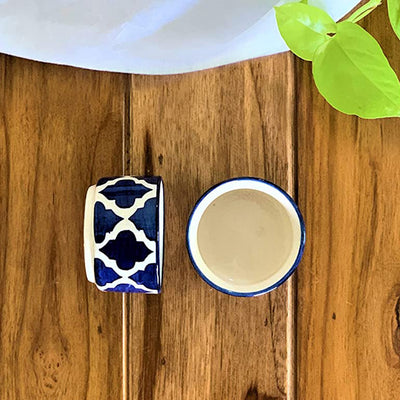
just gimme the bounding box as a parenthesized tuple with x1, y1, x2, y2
(388, 0, 400, 40)
(274, 3, 336, 61)
(346, 0, 381, 24)
(312, 22, 400, 119)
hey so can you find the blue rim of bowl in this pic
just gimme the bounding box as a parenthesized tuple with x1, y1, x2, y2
(141, 176, 164, 293)
(186, 177, 306, 297)
(155, 177, 164, 293)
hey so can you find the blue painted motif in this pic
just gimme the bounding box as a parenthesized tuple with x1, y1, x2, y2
(94, 258, 120, 286)
(130, 264, 159, 290)
(129, 197, 157, 240)
(99, 230, 151, 270)
(141, 176, 159, 185)
(94, 202, 123, 243)
(99, 179, 151, 208)
(105, 284, 151, 293)
(97, 176, 117, 186)
(90, 176, 163, 293)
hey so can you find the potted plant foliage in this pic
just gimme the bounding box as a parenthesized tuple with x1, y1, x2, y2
(275, 0, 400, 119)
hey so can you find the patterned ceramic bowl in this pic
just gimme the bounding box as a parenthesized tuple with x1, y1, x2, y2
(84, 176, 164, 293)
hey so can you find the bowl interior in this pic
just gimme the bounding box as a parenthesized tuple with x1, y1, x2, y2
(187, 178, 305, 296)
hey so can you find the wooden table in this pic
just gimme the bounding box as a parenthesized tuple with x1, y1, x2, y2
(1, 5, 399, 399)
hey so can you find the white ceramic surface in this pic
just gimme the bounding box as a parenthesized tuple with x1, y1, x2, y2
(84, 185, 96, 283)
(0, 0, 360, 74)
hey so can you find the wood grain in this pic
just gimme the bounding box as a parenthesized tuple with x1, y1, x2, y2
(296, 4, 400, 399)
(127, 56, 297, 400)
(0, 56, 126, 399)
(2, 3, 399, 398)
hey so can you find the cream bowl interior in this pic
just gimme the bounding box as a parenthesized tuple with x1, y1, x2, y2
(187, 178, 305, 296)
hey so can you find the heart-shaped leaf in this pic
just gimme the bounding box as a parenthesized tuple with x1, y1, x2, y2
(312, 22, 400, 119)
(274, 3, 336, 61)
(388, 0, 400, 40)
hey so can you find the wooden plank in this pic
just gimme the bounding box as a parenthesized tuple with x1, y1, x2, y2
(0, 56, 126, 399)
(127, 56, 297, 399)
(296, 5, 400, 399)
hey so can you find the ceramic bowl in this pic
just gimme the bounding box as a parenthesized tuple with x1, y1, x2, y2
(84, 176, 164, 293)
(187, 177, 305, 296)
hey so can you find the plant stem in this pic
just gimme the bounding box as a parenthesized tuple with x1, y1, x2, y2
(346, 0, 382, 24)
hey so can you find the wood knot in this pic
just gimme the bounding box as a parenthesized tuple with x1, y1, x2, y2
(393, 297, 400, 358)
(245, 386, 259, 400)
(33, 344, 70, 395)
(244, 386, 282, 400)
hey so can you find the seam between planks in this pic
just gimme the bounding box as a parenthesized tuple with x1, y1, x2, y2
(122, 73, 132, 400)
(289, 53, 300, 400)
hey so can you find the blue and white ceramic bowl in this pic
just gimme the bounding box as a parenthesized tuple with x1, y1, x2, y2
(187, 177, 305, 297)
(84, 176, 164, 293)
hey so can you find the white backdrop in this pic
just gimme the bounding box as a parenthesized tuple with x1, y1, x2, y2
(0, 0, 361, 74)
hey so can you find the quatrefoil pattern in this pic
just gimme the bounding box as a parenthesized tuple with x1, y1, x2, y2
(91, 176, 163, 293)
